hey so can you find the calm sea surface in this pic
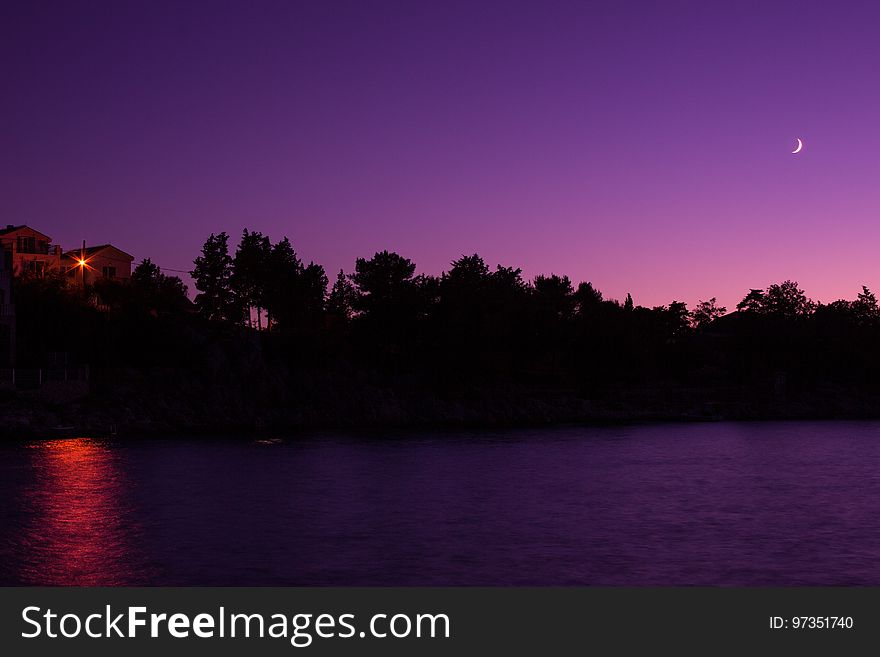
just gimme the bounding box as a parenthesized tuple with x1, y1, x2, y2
(2, 421, 880, 585)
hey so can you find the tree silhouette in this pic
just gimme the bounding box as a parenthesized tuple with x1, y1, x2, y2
(445, 254, 490, 289)
(432, 255, 495, 381)
(348, 250, 427, 369)
(327, 269, 358, 322)
(691, 297, 726, 329)
(736, 282, 813, 318)
(131, 258, 162, 287)
(666, 301, 690, 337)
(298, 262, 329, 325)
(763, 280, 814, 318)
(574, 281, 603, 315)
(132, 258, 189, 314)
(534, 274, 575, 319)
(736, 288, 765, 313)
(438, 255, 492, 325)
(412, 273, 440, 318)
(192, 232, 239, 322)
(852, 286, 879, 324)
(351, 250, 418, 320)
(232, 229, 272, 329)
(491, 265, 528, 297)
(263, 237, 302, 330)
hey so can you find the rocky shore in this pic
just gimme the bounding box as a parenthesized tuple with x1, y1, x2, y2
(4, 376, 880, 438)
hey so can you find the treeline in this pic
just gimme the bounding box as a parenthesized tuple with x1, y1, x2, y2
(12, 228, 880, 430)
(182, 229, 880, 392)
(189, 229, 880, 333)
(192, 229, 727, 333)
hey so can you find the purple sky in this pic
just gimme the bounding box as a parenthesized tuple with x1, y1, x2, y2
(3, 1, 880, 309)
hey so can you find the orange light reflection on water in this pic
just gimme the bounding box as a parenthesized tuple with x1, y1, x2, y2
(17, 438, 148, 585)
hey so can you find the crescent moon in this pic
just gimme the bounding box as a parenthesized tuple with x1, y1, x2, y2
(792, 138, 803, 154)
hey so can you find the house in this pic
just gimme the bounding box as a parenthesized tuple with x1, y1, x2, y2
(62, 244, 134, 285)
(0, 225, 63, 277)
(0, 247, 14, 365)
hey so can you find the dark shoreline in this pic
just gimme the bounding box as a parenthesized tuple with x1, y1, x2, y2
(5, 385, 880, 439)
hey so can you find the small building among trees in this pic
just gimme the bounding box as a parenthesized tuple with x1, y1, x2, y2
(63, 244, 134, 285)
(0, 225, 63, 277)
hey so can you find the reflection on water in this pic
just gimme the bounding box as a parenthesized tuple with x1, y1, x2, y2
(11, 438, 149, 585)
(4, 423, 880, 585)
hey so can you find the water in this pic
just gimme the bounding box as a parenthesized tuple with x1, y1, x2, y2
(2, 421, 880, 585)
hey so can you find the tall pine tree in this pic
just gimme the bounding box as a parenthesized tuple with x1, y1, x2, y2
(191, 232, 239, 322)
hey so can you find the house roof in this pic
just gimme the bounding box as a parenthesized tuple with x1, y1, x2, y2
(62, 244, 134, 261)
(0, 224, 53, 241)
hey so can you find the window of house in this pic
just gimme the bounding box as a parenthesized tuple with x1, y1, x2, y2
(103, 266, 117, 279)
(17, 236, 36, 253)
